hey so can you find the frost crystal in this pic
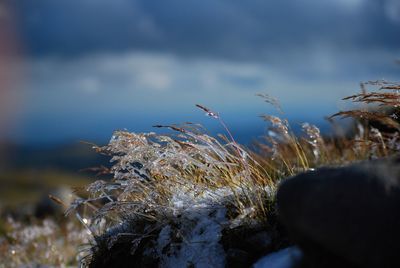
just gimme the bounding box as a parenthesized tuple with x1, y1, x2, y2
(302, 123, 323, 160)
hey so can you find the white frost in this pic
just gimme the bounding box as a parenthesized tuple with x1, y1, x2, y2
(158, 187, 231, 268)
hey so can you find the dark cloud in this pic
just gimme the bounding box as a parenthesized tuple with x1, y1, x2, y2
(3, 0, 400, 145)
(10, 0, 400, 61)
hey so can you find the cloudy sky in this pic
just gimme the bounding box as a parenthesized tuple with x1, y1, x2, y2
(1, 0, 399, 145)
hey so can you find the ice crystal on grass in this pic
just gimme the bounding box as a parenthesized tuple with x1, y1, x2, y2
(0, 218, 90, 267)
(261, 115, 290, 141)
(66, 81, 400, 267)
(69, 121, 277, 266)
(302, 123, 324, 160)
(196, 104, 220, 119)
(2, 79, 400, 267)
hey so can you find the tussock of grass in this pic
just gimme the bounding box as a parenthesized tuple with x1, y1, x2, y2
(2, 79, 400, 267)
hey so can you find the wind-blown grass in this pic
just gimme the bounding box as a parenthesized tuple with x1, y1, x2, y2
(1, 80, 399, 267)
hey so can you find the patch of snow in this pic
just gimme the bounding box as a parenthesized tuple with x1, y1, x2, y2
(157, 184, 277, 267)
(158, 186, 231, 267)
(162, 207, 226, 268)
(253, 247, 302, 268)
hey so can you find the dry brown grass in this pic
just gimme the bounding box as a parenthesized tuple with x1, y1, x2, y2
(2, 79, 400, 267)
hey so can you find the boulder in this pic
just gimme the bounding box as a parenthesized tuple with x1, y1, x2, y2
(277, 155, 400, 268)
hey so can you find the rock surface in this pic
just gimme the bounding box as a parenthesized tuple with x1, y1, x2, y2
(277, 155, 400, 268)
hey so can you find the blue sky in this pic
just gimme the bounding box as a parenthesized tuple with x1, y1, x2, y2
(1, 0, 399, 144)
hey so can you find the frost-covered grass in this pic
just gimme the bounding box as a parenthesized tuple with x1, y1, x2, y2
(0, 218, 90, 267)
(1, 80, 400, 267)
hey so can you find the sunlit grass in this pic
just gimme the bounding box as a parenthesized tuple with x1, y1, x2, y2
(1, 79, 399, 267)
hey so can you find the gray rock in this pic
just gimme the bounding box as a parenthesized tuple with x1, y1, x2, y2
(277, 155, 400, 268)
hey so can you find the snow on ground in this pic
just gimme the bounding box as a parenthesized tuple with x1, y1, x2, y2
(155, 185, 280, 268)
(253, 247, 302, 268)
(158, 186, 232, 268)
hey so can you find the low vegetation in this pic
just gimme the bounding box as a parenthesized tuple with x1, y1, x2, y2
(1, 80, 399, 267)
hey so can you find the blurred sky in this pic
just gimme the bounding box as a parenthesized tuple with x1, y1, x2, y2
(1, 0, 400, 145)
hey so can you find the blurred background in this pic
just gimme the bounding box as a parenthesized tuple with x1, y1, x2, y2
(0, 0, 399, 212)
